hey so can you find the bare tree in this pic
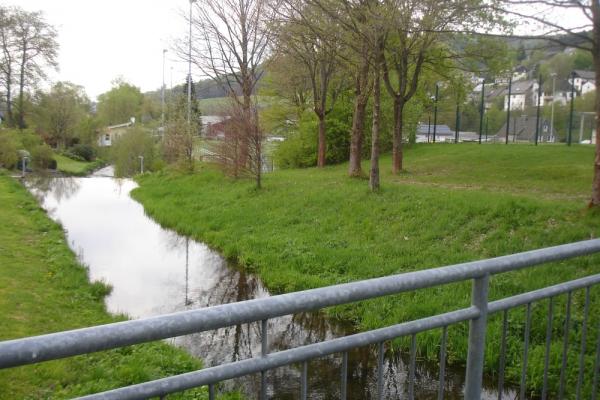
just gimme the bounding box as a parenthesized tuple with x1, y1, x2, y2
(0, 6, 16, 126)
(186, 0, 275, 187)
(275, 1, 344, 167)
(11, 7, 58, 129)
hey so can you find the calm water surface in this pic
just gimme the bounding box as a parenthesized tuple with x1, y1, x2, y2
(26, 167, 517, 399)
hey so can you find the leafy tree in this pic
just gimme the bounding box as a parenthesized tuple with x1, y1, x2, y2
(34, 82, 90, 149)
(275, 1, 345, 168)
(97, 78, 144, 126)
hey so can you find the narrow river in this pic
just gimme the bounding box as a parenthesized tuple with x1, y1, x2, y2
(26, 168, 517, 399)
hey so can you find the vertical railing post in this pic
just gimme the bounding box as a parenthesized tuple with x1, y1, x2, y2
(464, 274, 489, 400)
(261, 319, 268, 400)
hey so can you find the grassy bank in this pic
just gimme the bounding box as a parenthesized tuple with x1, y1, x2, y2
(0, 172, 212, 399)
(133, 143, 600, 397)
(55, 154, 104, 176)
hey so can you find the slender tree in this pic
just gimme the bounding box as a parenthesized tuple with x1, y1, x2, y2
(12, 7, 58, 129)
(187, 0, 275, 187)
(275, 1, 344, 167)
(0, 7, 16, 126)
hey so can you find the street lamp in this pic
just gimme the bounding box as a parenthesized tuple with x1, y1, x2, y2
(161, 49, 167, 132)
(138, 155, 144, 174)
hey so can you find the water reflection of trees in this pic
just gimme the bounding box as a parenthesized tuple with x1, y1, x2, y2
(26, 176, 81, 207)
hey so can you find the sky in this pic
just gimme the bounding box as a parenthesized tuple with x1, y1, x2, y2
(14, 1, 593, 102)
(16, 0, 194, 101)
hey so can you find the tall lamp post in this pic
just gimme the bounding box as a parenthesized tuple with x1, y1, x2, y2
(188, 0, 196, 126)
(161, 49, 167, 131)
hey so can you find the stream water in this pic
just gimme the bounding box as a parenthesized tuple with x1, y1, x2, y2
(25, 167, 518, 399)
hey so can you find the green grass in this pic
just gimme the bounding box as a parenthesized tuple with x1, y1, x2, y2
(55, 154, 104, 176)
(133, 143, 600, 398)
(0, 172, 232, 399)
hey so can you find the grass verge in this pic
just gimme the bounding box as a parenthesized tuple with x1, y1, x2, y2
(133, 143, 600, 398)
(55, 154, 104, 176)
(0, 172, 217, 399)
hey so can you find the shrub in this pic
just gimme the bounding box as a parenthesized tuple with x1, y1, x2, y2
(31, 144, 56, 170)
(71, 144, 96, 161)
(0, 134, 18, 169)
(274, 111, 351, 169)
(111, 127, 158, 177)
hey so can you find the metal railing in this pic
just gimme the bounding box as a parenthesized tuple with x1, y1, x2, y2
(2, 239, 600, 399)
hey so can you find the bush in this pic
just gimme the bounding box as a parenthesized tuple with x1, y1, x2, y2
(274, 111, 351, 169)
(71, 144, 96, 161)
(0, 134, 18, 169)
(111, 127, 159, 177)
(31, 144, 56, 170)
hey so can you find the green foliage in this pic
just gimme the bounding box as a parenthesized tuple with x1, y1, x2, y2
(134, 144, 600, 396)
(111, 127, 158, 177)
(54, 154, 104, 176)
(30, 143, 56, 170)
(71, 144, 96, 162)
(34, 81, 90, 149)
(0, 175, 209, 399)
(97, 78, 144, 126)
(274, 104, 352, 168)
(0, 133, 18, 169)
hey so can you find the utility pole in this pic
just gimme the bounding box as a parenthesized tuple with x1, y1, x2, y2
(161, 49, 167, 132)
(433, 83, 439, 143)
(505, 75, 512, 144)
(479, 80, 485, 144)
(187, 0, 196, 126)
(534, 74, 542, 146)
(568, 71, 576, 146)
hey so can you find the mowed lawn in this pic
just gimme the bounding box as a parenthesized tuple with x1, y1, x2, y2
(54, 154, 104, 176)
(133, 143, 600, 397)
(0, 173, 212, 399)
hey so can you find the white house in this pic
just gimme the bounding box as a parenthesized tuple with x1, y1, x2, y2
(512, 66, 528, 82)
(570, 70, 596, 95)
(98, 118, 135, 147)
(503, 80, 539, 111)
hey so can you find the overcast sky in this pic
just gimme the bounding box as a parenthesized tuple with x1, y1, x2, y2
(14, 1, 593, 102)
(17, 0, 194, 101)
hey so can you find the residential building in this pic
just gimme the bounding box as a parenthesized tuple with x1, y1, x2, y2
(570, 70, 596, 95)
(98, 118, 135, 147)
(503, 80, 539, 111)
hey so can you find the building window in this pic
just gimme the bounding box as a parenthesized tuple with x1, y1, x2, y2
(105, 134, 110, 141)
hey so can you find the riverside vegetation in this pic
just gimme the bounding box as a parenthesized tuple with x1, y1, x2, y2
(133, 144, 600, 398)
(0, 172, 242, 399)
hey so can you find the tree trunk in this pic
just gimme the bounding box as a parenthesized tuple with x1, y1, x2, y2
(348, 95, 368, 176)
(5, 71, 12, 126)
(317, 114, 326, 168)
(18, 48, 26, 130)
(392, 98, 405, 174)
(369, 68, 380, 191)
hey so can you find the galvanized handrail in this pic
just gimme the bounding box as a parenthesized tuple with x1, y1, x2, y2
(1, 239, 600, 400)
